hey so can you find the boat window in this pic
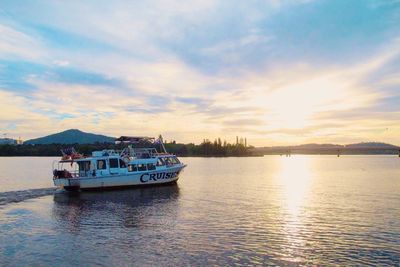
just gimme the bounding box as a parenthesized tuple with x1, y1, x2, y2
(78, 161, 91, 171)
(164, 157, 173, 166)
(137, 164, 147, 171)
(171, 157, 180, 164)
(147, 163, 156, 170)
(128, 164, 137, 172)
(109, 158, 118, 168)
(119, 159, 126, 168)
(156, 158, 165, 166)
(97, 160, 107, 170)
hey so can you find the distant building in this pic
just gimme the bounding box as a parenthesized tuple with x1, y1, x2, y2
(16, 137, 24, 145)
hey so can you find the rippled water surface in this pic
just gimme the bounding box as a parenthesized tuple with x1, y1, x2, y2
(0, 156, 399, 265)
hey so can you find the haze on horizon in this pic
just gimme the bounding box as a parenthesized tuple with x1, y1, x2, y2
(1, 0, 400, 146)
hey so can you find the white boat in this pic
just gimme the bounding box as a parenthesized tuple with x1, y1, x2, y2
(52, 136, 186, 191)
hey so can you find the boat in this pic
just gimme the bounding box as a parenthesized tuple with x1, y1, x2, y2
(52, 136, 186, 191)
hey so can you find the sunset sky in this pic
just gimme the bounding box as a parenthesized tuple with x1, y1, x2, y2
(1, 0, 400, 146)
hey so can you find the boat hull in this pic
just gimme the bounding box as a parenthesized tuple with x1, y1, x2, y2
(54, 165, 184, 191)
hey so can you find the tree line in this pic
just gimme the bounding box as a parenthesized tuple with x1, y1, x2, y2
(164, 138, 255, 156)
(0, 138, 258, 157)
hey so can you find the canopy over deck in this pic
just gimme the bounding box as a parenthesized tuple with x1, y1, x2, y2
(115, 136, 155, 144)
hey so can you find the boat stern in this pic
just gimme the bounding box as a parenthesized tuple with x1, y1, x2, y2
(53, 178, 81, 191)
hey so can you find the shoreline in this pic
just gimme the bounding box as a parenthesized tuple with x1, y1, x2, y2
(1, 153, 399, 157)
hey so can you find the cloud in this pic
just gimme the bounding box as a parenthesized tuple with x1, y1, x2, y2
(53, 60, 69, 67)
(0, 24, 45, 60)
(0, 1, 400, 145)
(0, 60, 122, 92)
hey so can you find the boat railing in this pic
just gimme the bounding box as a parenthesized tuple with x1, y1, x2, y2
(120, 147, 163, 159)
(53, 169, 80, 179)
(54, 169, 98, 179)
(52, 160, 81, 179)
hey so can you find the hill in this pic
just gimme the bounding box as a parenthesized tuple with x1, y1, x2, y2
(0, 138, 18, 145)
(254, 141, 399, 155)
(288, 143, 343, 149)
(25, 129, 115, 144)
(345, 142, 399, 149)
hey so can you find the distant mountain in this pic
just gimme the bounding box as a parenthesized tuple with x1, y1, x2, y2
(0, 138, 18, 145)
(25, 129, 115, 144)
(293, 143, 343, 149)
(345, 142, 399, 149)
(260, 142, 399, 150)
(254, 141, 399, 155)
(259, 143, 343, 150)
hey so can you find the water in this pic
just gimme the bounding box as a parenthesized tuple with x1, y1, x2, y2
(0, 156, 399, 265)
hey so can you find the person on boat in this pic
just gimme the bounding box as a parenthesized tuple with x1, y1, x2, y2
(63, 169, 72, 178)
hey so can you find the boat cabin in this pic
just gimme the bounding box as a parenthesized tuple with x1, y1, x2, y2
(53, 149, 181, 179)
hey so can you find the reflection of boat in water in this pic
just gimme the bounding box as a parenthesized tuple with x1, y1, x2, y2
(52, 136, 186, 191)
(53, 184, 180, 230)
(53, 183, 180, 205)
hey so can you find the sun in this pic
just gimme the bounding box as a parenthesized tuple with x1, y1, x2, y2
(261, 74, 356, 130)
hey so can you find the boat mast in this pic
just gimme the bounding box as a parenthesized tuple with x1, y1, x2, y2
(159, 134, 167, 153)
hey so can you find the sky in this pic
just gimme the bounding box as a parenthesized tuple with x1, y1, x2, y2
(1, 0, 400, 146)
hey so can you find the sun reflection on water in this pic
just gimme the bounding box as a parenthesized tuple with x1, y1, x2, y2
(276, 156, 313, 262)
(279, 156, 312, 216)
